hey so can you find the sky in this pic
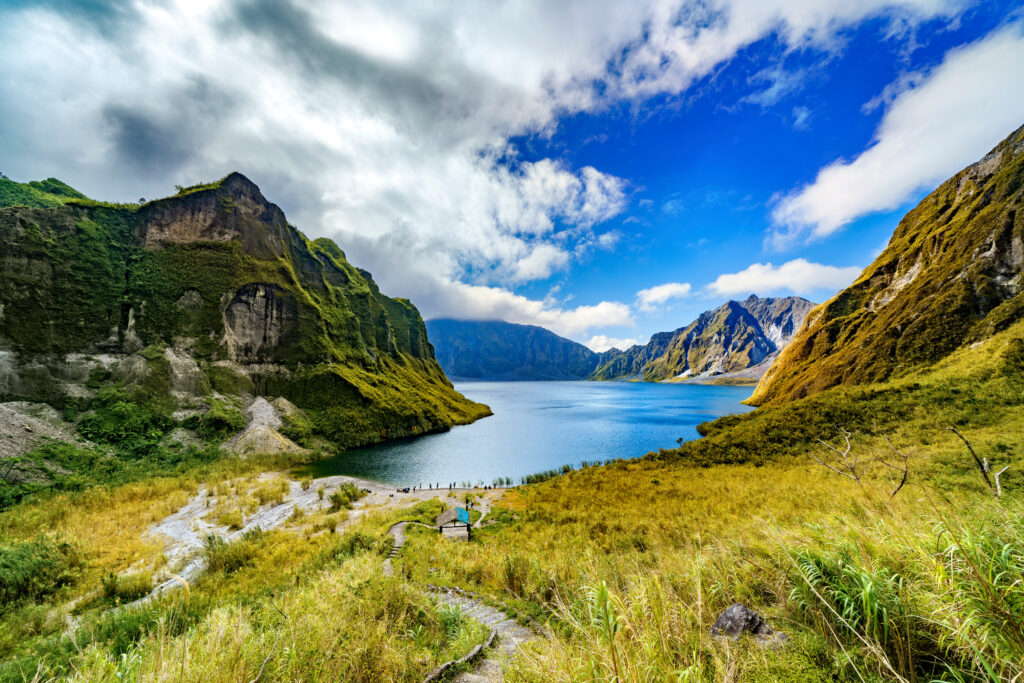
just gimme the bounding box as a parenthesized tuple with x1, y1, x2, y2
(2, 1, 1024, 351)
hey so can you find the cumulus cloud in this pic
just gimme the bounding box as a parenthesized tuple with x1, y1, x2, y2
(706, 259, 860, 296)
(584, 335, 643, 353)
(636, 282, 693, 312)
(771, 23, 1024, 246)
(0, 0, 966, 332)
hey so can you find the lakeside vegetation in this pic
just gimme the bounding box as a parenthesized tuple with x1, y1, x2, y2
(0, 313, 1019, 681)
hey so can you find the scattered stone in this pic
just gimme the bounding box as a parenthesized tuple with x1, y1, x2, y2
(710, 603, 788, 648)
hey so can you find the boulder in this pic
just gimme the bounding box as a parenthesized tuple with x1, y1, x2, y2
(710, 603, 788, 648)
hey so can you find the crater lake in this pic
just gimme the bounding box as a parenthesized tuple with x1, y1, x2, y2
(298, 381, 754, 486)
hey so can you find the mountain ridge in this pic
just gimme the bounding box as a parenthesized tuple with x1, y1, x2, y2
(751, 123, 1024, 405)
(593, 295, 815, 382)
(425, 319, 608, 380)
(426, 295, 814, 384)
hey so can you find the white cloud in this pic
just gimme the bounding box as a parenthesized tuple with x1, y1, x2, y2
(792, 105, 812, 130)
(771, 23, 1024, 245)
(636, 282, 692, 312)
(584, 335, 643, 353)
(741, 66, 807, 107)
(706, 259, 860, 296)
(0, 0, 967, 324)
(424, 281, 634, 338)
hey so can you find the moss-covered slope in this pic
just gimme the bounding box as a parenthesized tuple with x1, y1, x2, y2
(751, 123, 1024, 405)
(0, 172, 489, 448)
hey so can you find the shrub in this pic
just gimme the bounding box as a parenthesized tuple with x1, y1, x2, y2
(217, 509, 244, 530)
(193, 399, 246, 441)
(0, 535, 84, 608)
(77, 387, 172, 456)
(202, 529, 264, 574)
(101, 571, 153, 602)
(251, 478, 289, 505)
(328, 483, 364, 511)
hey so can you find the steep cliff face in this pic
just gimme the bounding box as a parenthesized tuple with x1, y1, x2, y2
(0, 172, 489, 448)
(426, 319, 606, 380)
(593, 295, 815, 382)
(750, 123, 1024, 405)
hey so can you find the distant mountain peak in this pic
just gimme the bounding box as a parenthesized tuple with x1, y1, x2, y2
(425, 319, 605, 381)
(592, 295, 816, 383)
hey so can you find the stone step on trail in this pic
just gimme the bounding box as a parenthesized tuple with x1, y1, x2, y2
(385, 521, 540, 682)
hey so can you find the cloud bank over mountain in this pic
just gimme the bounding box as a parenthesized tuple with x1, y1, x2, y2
(0, 0, 991, 340)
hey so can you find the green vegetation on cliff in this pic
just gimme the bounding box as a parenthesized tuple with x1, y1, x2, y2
(752, 124, 1024, 405)
(0, 172, 489, 459)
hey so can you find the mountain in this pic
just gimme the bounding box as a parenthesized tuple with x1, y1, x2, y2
(0, 172, 489, 448)
(751, 123, 1024, 405)
(593, 295, 815, 382)
(426, 319, 605, 380)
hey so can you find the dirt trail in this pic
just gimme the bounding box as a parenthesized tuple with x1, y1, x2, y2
(143, 477, 504, 603)
(385, 522, 539, 682)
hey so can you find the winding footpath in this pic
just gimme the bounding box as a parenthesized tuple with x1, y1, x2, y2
(385, 521, 538, 683)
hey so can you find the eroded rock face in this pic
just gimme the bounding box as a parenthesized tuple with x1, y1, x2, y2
(164, 347, 202, 397)
(221, 284, 296, 363)
(140, 173, 289, 259)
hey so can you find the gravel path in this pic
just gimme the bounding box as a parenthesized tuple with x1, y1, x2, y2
(385, 522, 538, 682)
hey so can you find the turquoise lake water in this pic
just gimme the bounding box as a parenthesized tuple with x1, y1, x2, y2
(299, 381, 755, 486)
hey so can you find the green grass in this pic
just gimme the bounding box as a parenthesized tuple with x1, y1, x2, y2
(0, 177, 85, 208)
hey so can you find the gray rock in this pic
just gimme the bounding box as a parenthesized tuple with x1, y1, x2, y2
(710, 603, 788, 648)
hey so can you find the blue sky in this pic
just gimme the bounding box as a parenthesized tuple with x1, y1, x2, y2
(2, 1, 1024, 350)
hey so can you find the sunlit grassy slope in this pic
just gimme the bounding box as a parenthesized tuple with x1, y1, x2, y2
(395, 320, 1024, 682)
(1, 295, 1022, 680)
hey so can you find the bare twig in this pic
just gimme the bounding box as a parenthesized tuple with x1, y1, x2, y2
(994, 466, 1010, 498)
(249, 606, 288, 683)
(946, 427, 996, 495)
(813, 428, 863, 482)
(880, 436, 910, 500)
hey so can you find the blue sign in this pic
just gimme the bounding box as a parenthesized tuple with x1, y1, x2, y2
(456, 506, 470, 524)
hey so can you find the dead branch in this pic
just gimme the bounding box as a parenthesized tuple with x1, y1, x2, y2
(994, 466, 1010, 498)
(946, 427, 996, 495)
(880, 436, 910, 500)
(813, 428, 863, 482)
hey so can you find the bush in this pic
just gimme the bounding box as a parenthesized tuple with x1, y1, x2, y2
(0, 535, 84, 608)
(280, 410, 314, 445)
(77, 387, 172, 456)
(101, 571, 153, 602)
(202, 529, 264, 573)
(217, 509, 244, 530)
(193, 399, 246, 441)
(328, 483, 365, 511)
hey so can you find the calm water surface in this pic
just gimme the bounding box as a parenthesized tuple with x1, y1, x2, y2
(299, 381, 754, 485)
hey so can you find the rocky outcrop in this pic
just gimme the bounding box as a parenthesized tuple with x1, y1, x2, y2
(0, 172, 490, 449)
(752, 123, 1024, 405)
(221, 283, 297, 363)
(711, 603, 787, 647)
(593, 295, 815, 382)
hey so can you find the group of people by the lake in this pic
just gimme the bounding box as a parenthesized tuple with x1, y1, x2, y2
(393, 482, 505, 493)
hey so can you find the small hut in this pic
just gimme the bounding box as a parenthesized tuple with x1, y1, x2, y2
(436, 506, 471, 541)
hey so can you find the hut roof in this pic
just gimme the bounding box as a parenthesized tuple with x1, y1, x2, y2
(436, 507, 464, 527)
